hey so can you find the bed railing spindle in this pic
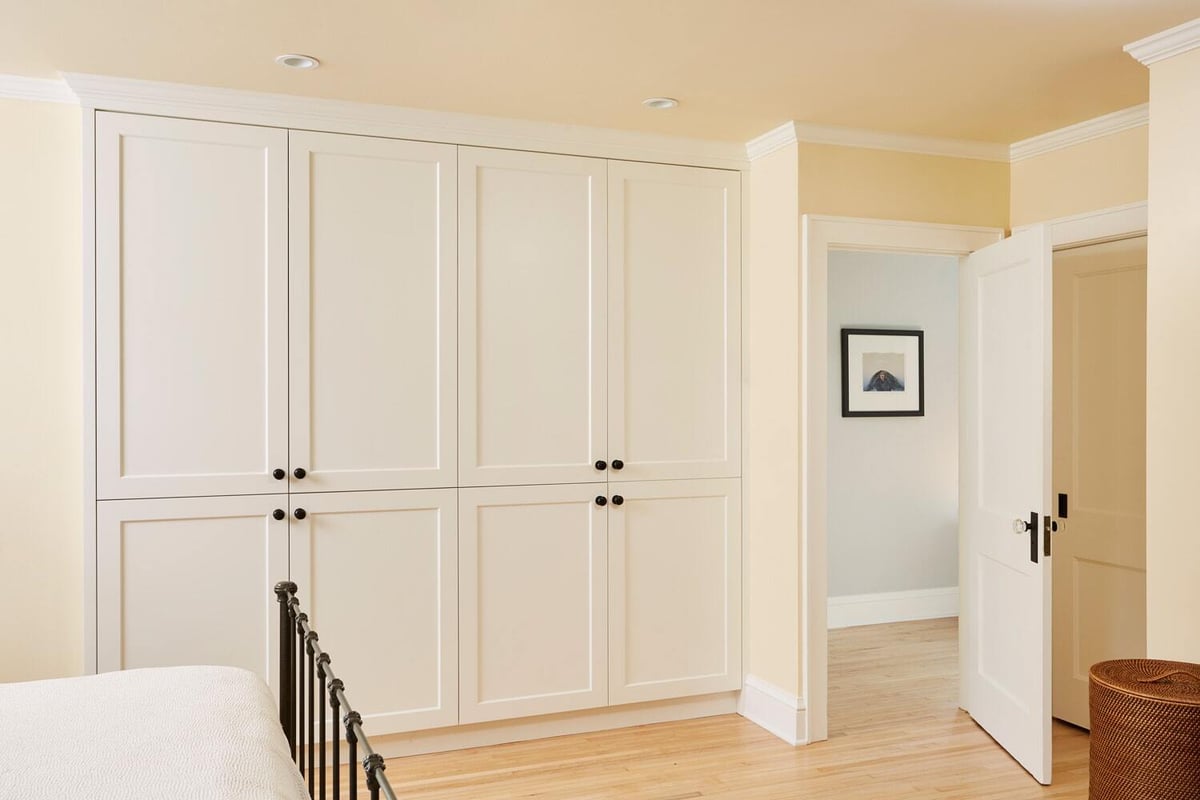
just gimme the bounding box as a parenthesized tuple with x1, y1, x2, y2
(329, 680, 343, 800)
(296, 612, 307, 778)
(318, 654, 329, 800)
(345, 710, 361, 800)
(307, 632, 316, 797)
(365, 753, 385, 800)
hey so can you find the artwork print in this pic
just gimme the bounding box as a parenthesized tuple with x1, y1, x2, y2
(841, 329, 924, 417)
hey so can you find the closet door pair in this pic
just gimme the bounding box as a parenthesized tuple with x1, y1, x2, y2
(457, 148, 742, 489)
(96, 115, 456, 500)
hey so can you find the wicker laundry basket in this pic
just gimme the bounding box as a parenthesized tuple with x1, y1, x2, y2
(1089, 659, 1200, 800)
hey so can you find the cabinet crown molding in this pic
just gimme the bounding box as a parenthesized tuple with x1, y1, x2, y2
(0, 74, 77, 104)
(63, 73, 747, 170)
(1125, 17, 1200, 66)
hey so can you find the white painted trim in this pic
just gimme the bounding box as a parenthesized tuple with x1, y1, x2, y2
(62, 73, 747, 170)
(1125, 17, 1200, 66)
(792, 122, 1009, 162)
(1009, 105, 1148, 162)
(0, 74, 76, 104)
(1013, 201, 1148, 248)
(737, 675, 807, 745)
(746, 122, 798, 161)
(367, 691, 738, 758)
(800, 217, 1004, 747)
(827, 587, 959, 629)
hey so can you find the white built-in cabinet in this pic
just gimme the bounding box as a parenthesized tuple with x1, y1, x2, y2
(91, 110, 742, 740)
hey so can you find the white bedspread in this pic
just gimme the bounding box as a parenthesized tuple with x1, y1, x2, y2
(0, 665, 309, 800)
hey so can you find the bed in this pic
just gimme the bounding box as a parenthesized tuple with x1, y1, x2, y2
(0, 582, 395, 800)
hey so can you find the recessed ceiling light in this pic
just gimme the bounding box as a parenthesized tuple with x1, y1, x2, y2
(275, 54, 321, 70)
(642, 97, 679, 110)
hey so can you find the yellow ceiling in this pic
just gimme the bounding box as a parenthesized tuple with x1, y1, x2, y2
(2, 0, 1195, 143)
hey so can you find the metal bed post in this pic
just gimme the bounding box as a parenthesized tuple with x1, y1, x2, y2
(307, 631, 317, 797)
(329, 678, 343, 800)
(344, 710, 361, 800)
(274, 582, 296, 758)
(317, 652, 330, 800)
(296, 609, 307, 779)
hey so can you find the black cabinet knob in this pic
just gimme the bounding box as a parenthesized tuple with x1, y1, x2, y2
(595, 460, 607, 471)
(272, 468, 286, 480)
(272, 508, 286, 520)
(611, 459, 624, 470)
(294, 508, 307, 520)
(611, 495, 624, 506)
(595, 496, 607, 507)
(293, 467, 307, 479)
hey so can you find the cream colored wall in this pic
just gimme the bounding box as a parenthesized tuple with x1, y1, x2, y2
(797, 143, 1010, 228)
(1010, 126, 1148, 227)
(745, 145, 802, 697)
(1144, 46, 1200, 663)
(0, 98, 83, 683)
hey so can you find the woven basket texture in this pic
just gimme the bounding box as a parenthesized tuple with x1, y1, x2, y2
(1089, 659, 1200, 800)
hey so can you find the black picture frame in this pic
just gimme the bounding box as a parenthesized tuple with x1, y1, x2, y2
(840, 328, 925, 417)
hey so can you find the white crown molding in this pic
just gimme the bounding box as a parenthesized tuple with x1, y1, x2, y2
(746, 121, 798, 161)
(0, 74, 77, 104)
(738, 675, 807, 746)
(1009, 104, 1148, 162)
(1125, 17, 1200, 66)
(62, 73, 747, 170)
(795, 122, 1009, 162)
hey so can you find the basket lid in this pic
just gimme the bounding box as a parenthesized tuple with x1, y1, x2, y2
(1091, 659, 1200, 705)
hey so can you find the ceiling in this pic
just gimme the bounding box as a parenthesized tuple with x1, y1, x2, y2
(2, 0, 1196, 144)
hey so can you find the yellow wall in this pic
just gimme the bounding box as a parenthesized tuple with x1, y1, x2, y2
(1144, 46, 1200, 662)
(1010, 126, 1148, 228)
(0, 98, 83, 682)
(745, 146, 802, 697)
(797, 143, 1010, 228)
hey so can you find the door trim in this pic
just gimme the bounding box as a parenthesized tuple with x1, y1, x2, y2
(798, 205, 1147, 745)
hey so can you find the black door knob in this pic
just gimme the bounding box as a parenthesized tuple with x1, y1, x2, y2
(611, 459, 624, 470)
(272, 508, 286, 520)
(595, 460, 607, 471)
(611, 495, 624, 506)
(294, 508, 307, 520)
(272, 468, 286, 480)
(595, 496, 607, 507)
(293, 467, 307, 479)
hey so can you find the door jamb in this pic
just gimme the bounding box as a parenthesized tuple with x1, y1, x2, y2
(799, 202, 1148, 745)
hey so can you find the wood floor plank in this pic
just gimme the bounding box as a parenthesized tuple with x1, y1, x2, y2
(378, 619, 1088, 798)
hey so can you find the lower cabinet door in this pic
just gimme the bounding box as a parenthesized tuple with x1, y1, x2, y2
(608, 478, 742, 704)
(96, 494, 290, 688)
(459, 484, 607, 723)
(289, 489, 457, 735)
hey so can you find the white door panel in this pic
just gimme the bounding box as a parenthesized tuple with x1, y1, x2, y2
(459, 148, 607, 487)
(289, 490, 457, 734)
(96, 495, 289, 690)
(608, 162, 741, 482)
(96, 113, 288, 500)
(459, 484, 607, 722)
(960, 227, 1053, 784)
(608, 478, 741, 704)
(289, 131, 457, 493)
(1051, 237, 1147, 728)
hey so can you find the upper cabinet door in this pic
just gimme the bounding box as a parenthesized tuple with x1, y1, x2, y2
(458, 147, 607, 487)
(96, 113, 288, 500)
(289, 132, 457, 493)
(608, 162, 741, 482)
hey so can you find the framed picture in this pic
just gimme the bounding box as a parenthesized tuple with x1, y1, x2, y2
(840, 328, 924, 417)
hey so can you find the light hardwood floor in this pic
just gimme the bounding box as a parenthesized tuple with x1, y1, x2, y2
(380, 619, 1089, 798)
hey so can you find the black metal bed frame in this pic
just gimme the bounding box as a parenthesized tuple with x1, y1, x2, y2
(275, 581, 398, 800)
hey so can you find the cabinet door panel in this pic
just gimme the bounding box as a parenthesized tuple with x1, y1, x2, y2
(289, 132, 457, 492)
(459, 484, 607, 722)
(608, 478, 741, 704)
(96, 495, 288, 688)
(608, 162, 741, 481)
(96, 113, 287, 499)
(459, 148, 607, 487)
(289, 490, 457, 734)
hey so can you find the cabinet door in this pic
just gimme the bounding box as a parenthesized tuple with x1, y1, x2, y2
(459, 484, 607, 722)
(459, 148, 607, 487)
(96, 495, 289, 687)
(96, 113, 288, 500)
(608, 478, 741, 704)
(608, 162, 741, 481)
(289, 490, 457, 734)
(289, 132, 457, 493)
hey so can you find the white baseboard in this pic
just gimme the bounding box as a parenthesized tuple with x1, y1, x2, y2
(737, 675, 807, 745)
(828, 586, 959, 629)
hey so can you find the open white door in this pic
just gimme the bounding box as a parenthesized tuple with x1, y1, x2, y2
(960, 226, 1053, 784)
